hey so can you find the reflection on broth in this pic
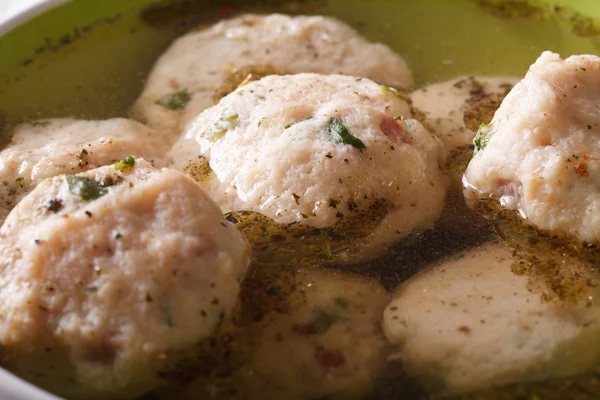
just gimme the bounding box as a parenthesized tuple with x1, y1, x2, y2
(0, 0, 600, 399)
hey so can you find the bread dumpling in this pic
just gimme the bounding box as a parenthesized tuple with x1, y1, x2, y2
(383, 241, 600, 394)
(0, 118, 168, 223)
(171, 73, 448, 262)
(153, 267, 389, 400)
(464, 52, 600, 244)
(131, 14, 413, 137)
(0, 159, 250, 400)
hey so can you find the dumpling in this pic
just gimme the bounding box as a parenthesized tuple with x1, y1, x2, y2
(236, 267, 389, 400)
(464, 52, 600, 244)
(131, 14, 413, 137)
(170, 73, 448, 262)
(0, 159, 250, 400)
(410, 75, 519, 154)
(0, 118, 168, 223)
(152, 267, 390, 400)
(383, 241, 600, 394)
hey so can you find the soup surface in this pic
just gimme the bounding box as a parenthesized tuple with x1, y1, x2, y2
(1, 0, 600, 399)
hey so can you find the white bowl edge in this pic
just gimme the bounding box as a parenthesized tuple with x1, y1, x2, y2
(0, 0, 69, 37)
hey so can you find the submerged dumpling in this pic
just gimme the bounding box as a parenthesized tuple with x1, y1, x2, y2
(410, 76, 518, 153)
(131, 13, 413, 136)
(0, 118, 168, 223)
(383, 241, 600, 394)
(155, 267, 390, 400)
(171, 73, 448, 261)
(0, 160, 250, 400)
(237, 267, 389, 400)
(464, 52, 600, 244)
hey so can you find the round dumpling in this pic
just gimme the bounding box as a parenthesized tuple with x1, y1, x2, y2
(464, 52, 600, 244)
(131, 13, 413, 136)
(153, 267, 390, 400)
(383, 241, 600, 394)
(170, 73, 448, 261)
(0, 118, 169, 223)
(410, 75, 518, 154)
(0, 159, 250, 400)
(236, 267, 389, 400)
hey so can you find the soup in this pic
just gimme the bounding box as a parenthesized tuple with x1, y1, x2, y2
(0, 0, 600, 399)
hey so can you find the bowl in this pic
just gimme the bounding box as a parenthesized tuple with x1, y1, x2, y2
(0, 1, 599, 399)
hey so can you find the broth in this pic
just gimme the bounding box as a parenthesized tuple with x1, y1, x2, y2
(0, 0, 600, 399)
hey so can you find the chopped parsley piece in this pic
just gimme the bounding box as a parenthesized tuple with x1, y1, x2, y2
(285, 117, 312, 130)
(155, 89, 191, 110)
(329, 117, 366, 152)
(114, 155, 136, 171)
(314, 311, 343, 334)
(334, 297, 349, 309)
(473, 122, 495, 154)
(204, 111, 239, 142)
(31, 120, 51, 127)
(66, 176, 108, 201)
(381, 85, 406, 100)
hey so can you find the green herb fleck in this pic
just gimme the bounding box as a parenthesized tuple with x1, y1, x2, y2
(334, 297, 349, 309)
(314, 311, 342, 334)
(145, 292, 153, 303)
(114, 155, 136, 171)
(31, 120, 51, 127)
(381, 85, 405, 100)
(66, 176, 108, 201)
(84, 286, 98, 293)
(329, 117, 366, 152)
(155, 89, 191, 110)
(473, 122, 495, 154)
(204, 111, 239, 142)
(285, 116, 313, 130)
(223, 114, 238, 122)
(258, 117, 266, 127)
